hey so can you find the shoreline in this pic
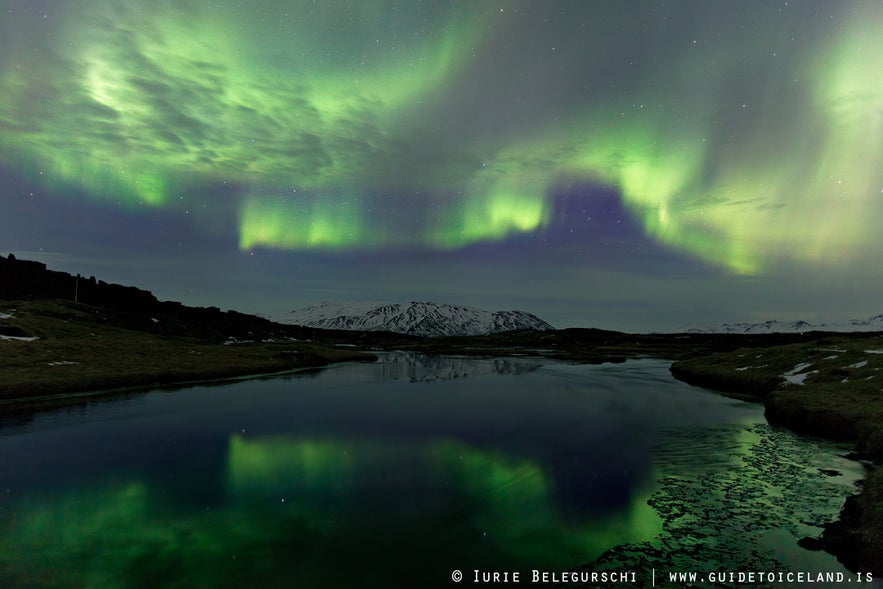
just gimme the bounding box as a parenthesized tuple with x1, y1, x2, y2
(0, 361, 370, 416)
(670, 339, 883, 576)
(0, 342, 377, 403)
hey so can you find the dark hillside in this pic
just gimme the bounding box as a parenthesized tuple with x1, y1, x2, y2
(0, 253, 419, 346)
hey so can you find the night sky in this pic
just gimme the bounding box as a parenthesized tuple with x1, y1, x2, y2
(1, 1, 881, 331)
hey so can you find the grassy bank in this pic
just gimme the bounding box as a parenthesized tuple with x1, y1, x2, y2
(671, 335, 883, 574)
(0, 299, 375, 401)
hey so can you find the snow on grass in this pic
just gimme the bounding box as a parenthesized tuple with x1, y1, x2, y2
(817, 348, 847, 353)
(781, 362, 817, 385)
(865, 349, 883, 355)
(47, 361, 80, 366)
(848, 360, 869, 369)
(784, 361, 813, 374)
(735, 364, 767, 371)
(0, 335, 38, 342)
(0, 312, 13, 319)
(783, 370, 818, 385)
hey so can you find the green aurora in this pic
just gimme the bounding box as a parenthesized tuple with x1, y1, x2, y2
(1, 0, 881, 276)
(0, 435, 661, 587)
(2, 421, 859, 586)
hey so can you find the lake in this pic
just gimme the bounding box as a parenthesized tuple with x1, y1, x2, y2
(0, 355, 873, 588)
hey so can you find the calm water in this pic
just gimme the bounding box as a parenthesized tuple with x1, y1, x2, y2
(0, 355, 872, 588)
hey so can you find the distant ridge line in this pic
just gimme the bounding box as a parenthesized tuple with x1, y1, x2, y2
(687, 315, 883, 334)
(284, 301, 555, 337)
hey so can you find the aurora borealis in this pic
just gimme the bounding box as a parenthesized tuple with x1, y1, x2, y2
(1, 0, 881, 329)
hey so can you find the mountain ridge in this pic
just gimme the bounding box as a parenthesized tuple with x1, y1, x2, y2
(284, 301, 555, 337)
(686, 315, 883, 334)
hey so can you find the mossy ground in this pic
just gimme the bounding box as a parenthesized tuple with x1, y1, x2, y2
(670, 336, 883, 454)
(0, 299, 374, 401)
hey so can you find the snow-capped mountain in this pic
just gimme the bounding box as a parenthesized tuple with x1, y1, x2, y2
(686, 314, 883, 334)
(284, 301, 554, 337)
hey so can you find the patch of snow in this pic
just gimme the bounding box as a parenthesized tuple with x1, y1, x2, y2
(783, 370, 818, 385)
(150, 318, 159, 323)
(817, 348, 847, 353)
(865, 349, 883, 355)
(841, 377, 850, 383)
(223, 339, 254, 345)
(781, 362, 816, 386)
(785, 362, 813, 374)
(735, 364, 767, 371)
(47, 361, 79, 366)
(847, 360, 869, 369)
(0, 335, 38, 342)
(0, 312, 13, 319)
(822, 355, 840, 360)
